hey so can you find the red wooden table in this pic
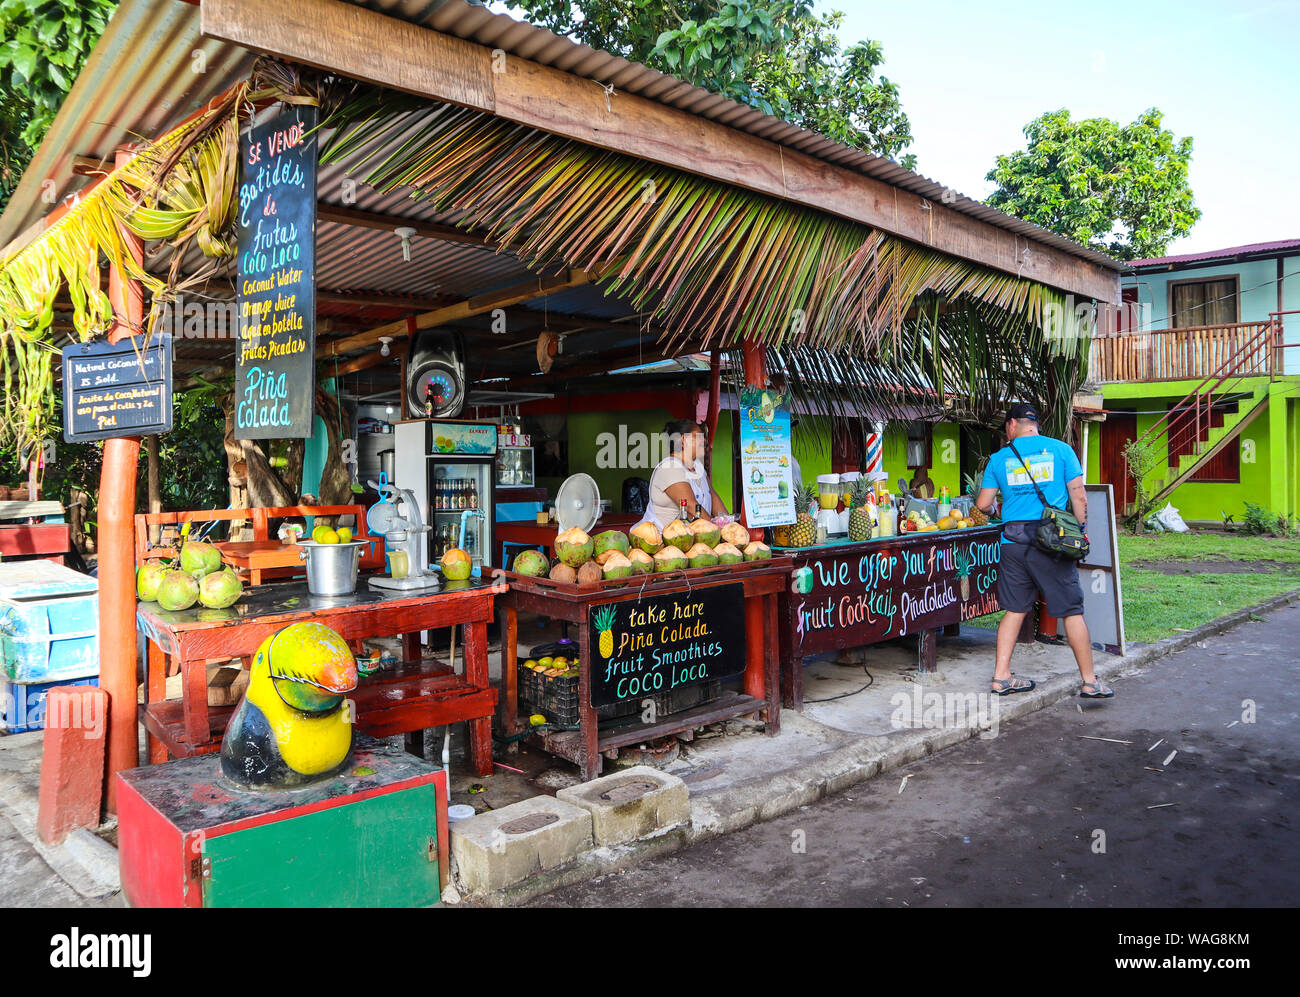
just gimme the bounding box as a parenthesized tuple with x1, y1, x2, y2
(498, 558, 789, 780)
(137, 579, 500, 775)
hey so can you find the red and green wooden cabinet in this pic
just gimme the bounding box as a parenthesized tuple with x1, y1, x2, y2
(117, 736, 448, 907)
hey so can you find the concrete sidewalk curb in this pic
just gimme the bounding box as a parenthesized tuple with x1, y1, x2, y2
(0, 768, 121, 900)
(472, 586, 1300, 906)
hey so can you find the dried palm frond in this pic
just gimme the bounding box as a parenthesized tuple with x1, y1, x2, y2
(316, 94, 1077, 356)
(0, 82, 249, 456)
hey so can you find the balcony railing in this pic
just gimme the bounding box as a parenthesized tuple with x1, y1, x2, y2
(1089, 321, 1277, 383)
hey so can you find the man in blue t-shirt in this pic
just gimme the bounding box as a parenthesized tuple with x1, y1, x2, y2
(975, 403, 1114, 700)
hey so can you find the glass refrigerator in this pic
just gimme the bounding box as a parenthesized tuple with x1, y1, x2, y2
(424, 420, 498, 575)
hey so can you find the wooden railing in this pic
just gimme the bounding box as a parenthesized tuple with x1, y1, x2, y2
(1089, 321, 1277, 383)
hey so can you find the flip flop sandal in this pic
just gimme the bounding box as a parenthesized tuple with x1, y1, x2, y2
(990, 675, 1036, 696)
(1035, 633, 1068, 646)
(1080, 679, 1115, 698)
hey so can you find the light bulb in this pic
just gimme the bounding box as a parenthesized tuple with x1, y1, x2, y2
(385, 405, 394, 416)
(379, 336, 392, 357)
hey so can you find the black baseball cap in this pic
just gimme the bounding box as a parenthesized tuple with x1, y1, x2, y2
(1005, 403, 1039, 423)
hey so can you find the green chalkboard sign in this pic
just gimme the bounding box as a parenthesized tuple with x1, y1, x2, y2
(589, 583, 747, 708)
(234, 105, 318, 439)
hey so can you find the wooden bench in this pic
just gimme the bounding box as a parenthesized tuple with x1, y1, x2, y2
(134, 504, 386, 584)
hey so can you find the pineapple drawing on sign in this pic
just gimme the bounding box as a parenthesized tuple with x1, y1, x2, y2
(955, 547, 972, 602)
(593, 604, 618, 658)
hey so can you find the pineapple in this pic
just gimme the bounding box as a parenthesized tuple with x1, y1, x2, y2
(789, 481, 817, 547)
(969, 506, 989, 527)
(593, 604, 618, 658)
(847, 477, 875, 542)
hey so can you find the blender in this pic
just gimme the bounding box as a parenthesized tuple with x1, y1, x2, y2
(816, 474, 842, 537)
(837, 471, 860, 534)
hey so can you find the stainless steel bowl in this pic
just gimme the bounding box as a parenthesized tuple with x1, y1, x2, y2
(298, 540, 367, 596)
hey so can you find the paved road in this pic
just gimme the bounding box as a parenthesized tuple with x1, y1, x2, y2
(532, 602, 1300, 907)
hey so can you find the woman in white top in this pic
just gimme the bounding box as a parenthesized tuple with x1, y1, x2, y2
(637, 419, 728, 529)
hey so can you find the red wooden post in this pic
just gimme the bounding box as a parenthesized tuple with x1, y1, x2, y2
(741, 338, 766, 389)
(101, 148, 145, 812)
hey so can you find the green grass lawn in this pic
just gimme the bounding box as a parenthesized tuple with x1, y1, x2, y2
(967, 531, 1300, 644)
(1115, 532, 1300, 642)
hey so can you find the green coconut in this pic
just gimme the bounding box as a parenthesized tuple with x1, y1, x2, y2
(628, 549, 654, 574)
(555, 527, 594, 567)
(513, 549, 550, 577)
(179, 540, 222, 577)
(653, 546, 687, 572)
(662, 519, 693, 552)
(629, 521, 663, 554)
(686, 542, 718, 568)
(743, 541, 772, 561)
(592, 530, 630, 558)
(601, 552, 634, 580)
(156, 570, 200, 612)
(136, 562, 168, 601)
(689, 517, 721, 547)
(198, 568, 243, 609)
(714, 542, 744, 565)
(720, 522, 751, 547)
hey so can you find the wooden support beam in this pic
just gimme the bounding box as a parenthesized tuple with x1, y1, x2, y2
(201, 0, 1121, 303)
(316, 204, 496, 250)
(315, 268, 593, 359)
(323, 349, 396, 377)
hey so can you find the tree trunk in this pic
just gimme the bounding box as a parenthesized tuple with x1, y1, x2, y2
(146, 435, 162, 544)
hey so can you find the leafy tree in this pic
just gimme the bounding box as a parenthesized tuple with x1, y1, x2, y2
(986, 108, 1200, 260)
(506, 0, 915, 167)
(0, 0, 117, 209)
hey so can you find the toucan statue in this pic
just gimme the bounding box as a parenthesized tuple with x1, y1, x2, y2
(220, 622, 359, 790)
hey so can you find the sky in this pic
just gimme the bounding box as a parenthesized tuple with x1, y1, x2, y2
(829, 0, 1300, 255)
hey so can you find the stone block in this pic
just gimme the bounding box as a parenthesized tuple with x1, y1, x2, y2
(451, 796, 592, 893)
(556, 765, 689, 846)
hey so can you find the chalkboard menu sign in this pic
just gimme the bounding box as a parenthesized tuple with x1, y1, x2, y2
(589, 583, 747, 708)
(787, 530, 1003, 656)
(62, 335, 173, 442)
(235, 105, 318, 440)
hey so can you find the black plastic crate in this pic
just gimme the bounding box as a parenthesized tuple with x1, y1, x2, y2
(517, 662, 724, 728)
(517, 660, 581, 726)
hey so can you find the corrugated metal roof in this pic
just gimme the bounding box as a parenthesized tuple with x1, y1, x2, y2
(1127, 239, 1300, 269)
(1, 0, 1122, 274)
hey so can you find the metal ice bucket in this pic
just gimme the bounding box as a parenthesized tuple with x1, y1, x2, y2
(297, 540, 366, 596)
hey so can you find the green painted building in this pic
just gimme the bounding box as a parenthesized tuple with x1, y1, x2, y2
(1087, 240, 1300, 524)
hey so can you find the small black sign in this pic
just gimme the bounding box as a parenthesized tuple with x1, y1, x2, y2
(62, 335, 173, 442)
(589, 582, 747, 708)
(234, 105, 318, 439)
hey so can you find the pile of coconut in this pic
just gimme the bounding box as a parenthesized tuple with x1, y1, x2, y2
(512, 520, 771, 587)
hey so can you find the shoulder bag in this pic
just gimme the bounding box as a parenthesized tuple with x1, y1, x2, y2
(1007, 440, 1089, 561)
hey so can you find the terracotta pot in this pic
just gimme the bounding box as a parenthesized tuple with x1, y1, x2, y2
(9, 486, 29, 501)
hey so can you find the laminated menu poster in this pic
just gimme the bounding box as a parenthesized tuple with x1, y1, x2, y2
(235, 106, 318, 439)
(589, 584, 747, 708)
(738, 386, 795, 528)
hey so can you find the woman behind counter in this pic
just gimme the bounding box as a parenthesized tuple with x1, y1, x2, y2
(637, 419, 729, 529)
